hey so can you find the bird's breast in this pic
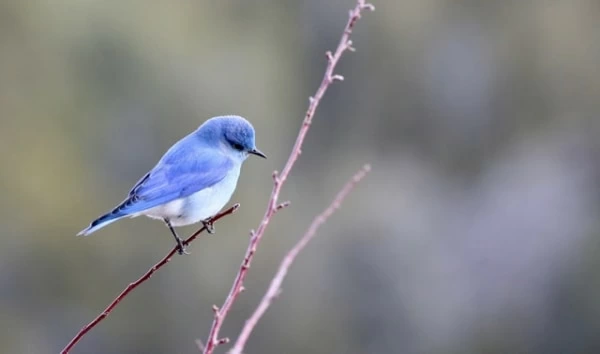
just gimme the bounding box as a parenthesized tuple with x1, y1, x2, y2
(163, 166, 241, 226)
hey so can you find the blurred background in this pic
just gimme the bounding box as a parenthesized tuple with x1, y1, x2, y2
(1, 0, 599, 353)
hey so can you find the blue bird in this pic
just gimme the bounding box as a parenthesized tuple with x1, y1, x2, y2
(78, 115, 266, 254)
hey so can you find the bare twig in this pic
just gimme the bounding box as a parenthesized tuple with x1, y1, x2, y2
(60, 204, 240, 354)
(196, 339, 205, 352)
(229, 165, 371, 354)
(202, 1, 374, 353)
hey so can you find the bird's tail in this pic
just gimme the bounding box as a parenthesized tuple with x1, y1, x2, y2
(77, 210, 127, 236)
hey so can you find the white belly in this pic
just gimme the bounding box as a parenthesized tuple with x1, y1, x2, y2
(142, 166, 241, 226)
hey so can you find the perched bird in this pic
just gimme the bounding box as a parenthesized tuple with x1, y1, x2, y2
(77, 115, 266, 254)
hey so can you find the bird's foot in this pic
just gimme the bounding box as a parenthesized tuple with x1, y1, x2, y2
(202, 219, 215, 234)
(175, 237, 190, 255)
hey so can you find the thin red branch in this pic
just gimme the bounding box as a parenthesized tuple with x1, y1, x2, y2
(202, 1, 374, 353)
(60, 204, 240, 354)
(229, 165, 371, 354)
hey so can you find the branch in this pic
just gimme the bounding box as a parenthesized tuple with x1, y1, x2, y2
(202, 1, 374, 353)
(60, 204, 240, 354)
(229, 165, 371, 354)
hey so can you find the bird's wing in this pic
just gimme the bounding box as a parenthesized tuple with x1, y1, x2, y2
(115, 145, 233, 215)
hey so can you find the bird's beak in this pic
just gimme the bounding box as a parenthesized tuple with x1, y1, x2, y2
(249, 148, 267, 159)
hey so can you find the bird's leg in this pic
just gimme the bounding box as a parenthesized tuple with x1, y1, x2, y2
(202, 217, 215, 234)
(164, 219, 190, 255)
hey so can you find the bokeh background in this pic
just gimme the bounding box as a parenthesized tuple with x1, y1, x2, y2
(1, 0, 600, 353)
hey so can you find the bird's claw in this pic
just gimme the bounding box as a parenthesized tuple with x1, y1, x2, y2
(177, 246, 191, 255)
(175, 238, 190, 255)
(202, 219, 215, 234)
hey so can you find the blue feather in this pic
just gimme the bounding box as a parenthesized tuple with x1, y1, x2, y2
(78, 136, 233, 236)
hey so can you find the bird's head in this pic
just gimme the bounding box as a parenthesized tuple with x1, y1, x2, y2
(196, 115, 266, 161)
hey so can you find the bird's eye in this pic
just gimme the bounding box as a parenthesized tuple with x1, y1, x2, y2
(232, 142, 244, 151)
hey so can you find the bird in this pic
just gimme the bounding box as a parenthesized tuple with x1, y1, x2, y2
(77, 115, 266, 254)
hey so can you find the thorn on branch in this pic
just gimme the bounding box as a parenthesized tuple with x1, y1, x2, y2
(309, 96, 315, 104)
(195, 339, 205, 351)
(346, 40, 356, 52)
(331, 74, 345, 82)
(276, 201, 291, 211)
(361, 2, 376, 11)
(326, 51, 334, 62)
(349, 9, 357, 20)
(217, 337, 230, 345)
(240, 286, 246, 293)
(212, 305, 220, 313)
(272, 170, 280, 184)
